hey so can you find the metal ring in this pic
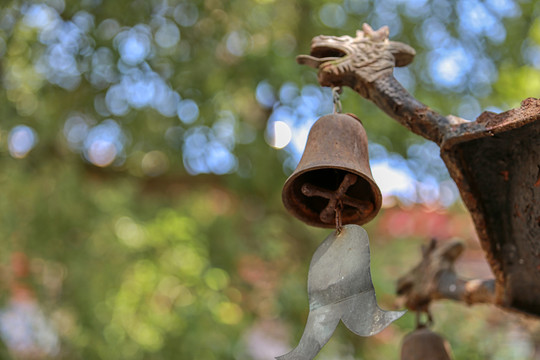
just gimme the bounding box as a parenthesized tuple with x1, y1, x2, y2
(332, 87, 342, 113)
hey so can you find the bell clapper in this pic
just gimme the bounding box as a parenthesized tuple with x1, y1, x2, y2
(300, 173, 375, 226)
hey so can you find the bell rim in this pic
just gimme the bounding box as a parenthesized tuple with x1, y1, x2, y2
(282, 164, 382, 228)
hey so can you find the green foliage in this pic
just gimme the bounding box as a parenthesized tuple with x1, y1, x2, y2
(0, 0, 539, 359)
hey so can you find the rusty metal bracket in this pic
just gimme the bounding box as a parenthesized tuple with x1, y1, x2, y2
(396, 239, 495, 311)
(297, 24, 540, 317)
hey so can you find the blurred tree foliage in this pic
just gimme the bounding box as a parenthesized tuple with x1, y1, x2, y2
(0, 0, 539, 359)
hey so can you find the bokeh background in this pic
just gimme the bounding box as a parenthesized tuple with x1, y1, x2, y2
(0, 0, 539, 358)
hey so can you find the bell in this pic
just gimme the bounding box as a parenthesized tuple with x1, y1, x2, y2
(282, 113, 382, 228)
(400, 327, 453, 360)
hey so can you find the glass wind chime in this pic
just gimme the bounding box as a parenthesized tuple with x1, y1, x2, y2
(276, 87, 405, 360)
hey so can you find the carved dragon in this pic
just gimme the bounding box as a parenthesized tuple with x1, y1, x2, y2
(297, 24, 413, 88)
(297, 24, 540, 317)
(297, 23, 471, 145)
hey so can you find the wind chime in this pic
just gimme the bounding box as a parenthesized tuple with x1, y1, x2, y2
(276, 24, 459, 358)
(276, 87, 405, 360)
(274, 14, 540, 356)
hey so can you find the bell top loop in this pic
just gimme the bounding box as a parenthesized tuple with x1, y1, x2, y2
(332, 87, 342, 113)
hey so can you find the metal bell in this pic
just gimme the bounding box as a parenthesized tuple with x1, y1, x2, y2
(282, 113, 382, 228)
(401, 327, 453, 360)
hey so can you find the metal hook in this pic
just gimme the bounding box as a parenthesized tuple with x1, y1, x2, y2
(332, 87, 342, 113)
(415, 309, 434, 329)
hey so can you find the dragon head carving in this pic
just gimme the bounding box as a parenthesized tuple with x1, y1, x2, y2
(297, 24, 415, 94)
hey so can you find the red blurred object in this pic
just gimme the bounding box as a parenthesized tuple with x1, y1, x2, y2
(11, 252, 30, 278)
(377, 206, 477, 242)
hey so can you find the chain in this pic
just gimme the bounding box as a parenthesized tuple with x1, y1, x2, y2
(332, 87, 342, 114)
(415, 309, 434, 328)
